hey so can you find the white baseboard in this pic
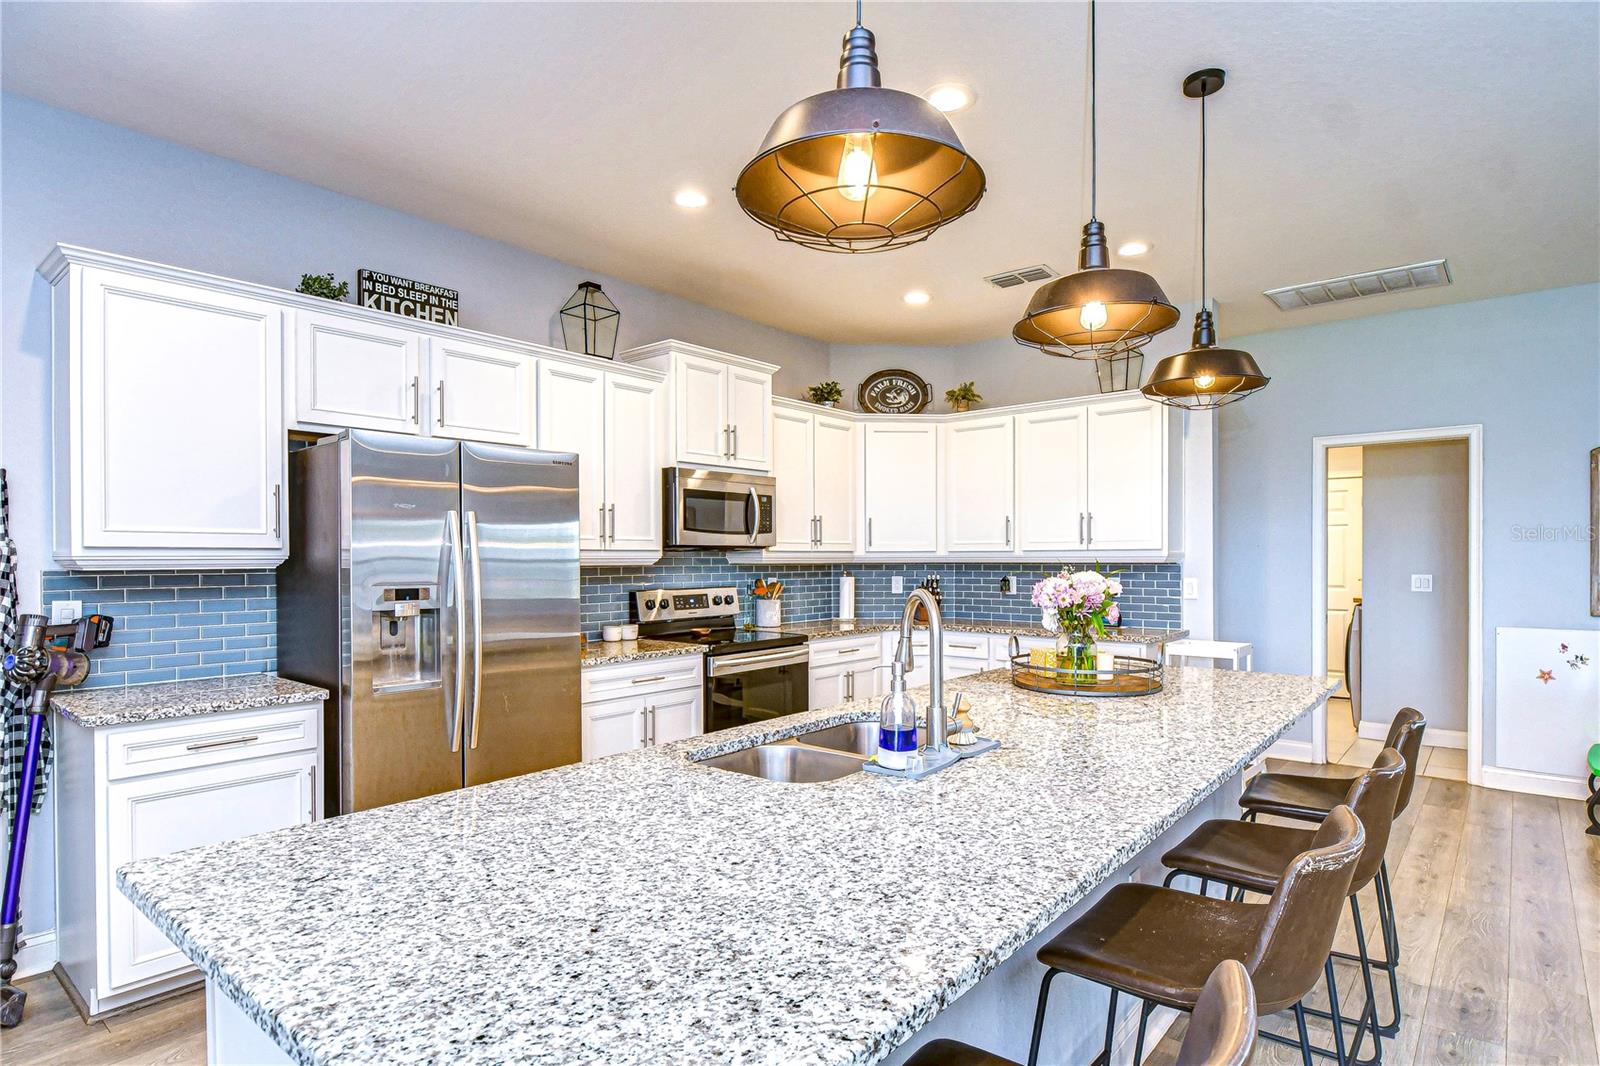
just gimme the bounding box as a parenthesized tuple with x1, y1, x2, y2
(14, 929, 56, 980)
(1358, 721, 1467, 749)
(1480, 764, 1589, 801)
(1266, 739, 1316, 762)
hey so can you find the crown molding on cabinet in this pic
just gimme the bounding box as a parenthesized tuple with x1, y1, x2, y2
(619, 339, 781, 377)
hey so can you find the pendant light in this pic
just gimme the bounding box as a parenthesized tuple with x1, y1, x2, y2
(734, 1, 986, 253)
(1013, 0, 1179, 359)
(1141, 69, 1270, 409)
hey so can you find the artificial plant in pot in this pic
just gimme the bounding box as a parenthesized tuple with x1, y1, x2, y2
(296, 273, 349, 301)
(806, 381, 844, 407)
(945, 381, 982, 412)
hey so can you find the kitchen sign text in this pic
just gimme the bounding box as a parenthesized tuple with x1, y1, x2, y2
(358, 270, 460, 326)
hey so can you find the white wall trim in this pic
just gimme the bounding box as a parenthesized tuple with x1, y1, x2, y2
(1358, 721, 1468, 749)
(1309, 425, 1483, 783)
(13, 929, 57, 980)
(1266, 739, 1317, 762)
(1480, 764, 1589, 802)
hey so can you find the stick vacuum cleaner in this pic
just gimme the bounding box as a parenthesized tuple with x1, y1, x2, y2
(0, 611, 113, 1028)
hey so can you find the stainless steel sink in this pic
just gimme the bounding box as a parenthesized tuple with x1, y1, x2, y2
(793, 721, 878, 756)
(698, 743, 865, 783)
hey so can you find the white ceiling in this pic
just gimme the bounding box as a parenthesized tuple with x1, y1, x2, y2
(4, 2, 1596, 345)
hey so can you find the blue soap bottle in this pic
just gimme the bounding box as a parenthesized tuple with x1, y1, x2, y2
(877, 658, 919, 771)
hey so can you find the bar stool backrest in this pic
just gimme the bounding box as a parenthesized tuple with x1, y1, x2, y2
(1175, 959, 1257, 1066)
(1342, 748, 1405, 891)
(1382, 707, 1427, 815)
(1243, 805, 1365, 1013)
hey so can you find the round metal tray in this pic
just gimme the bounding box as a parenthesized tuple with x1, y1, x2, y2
(1006, 636, 1163, 698)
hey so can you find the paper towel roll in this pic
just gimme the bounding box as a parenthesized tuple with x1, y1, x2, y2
(839, 572, 855, 620)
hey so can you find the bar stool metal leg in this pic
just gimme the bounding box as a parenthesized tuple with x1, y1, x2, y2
(1294, 1002, 1315, 1066)
(1132, 998, 1155, 1064)
(1026, 968, 1059, 1066)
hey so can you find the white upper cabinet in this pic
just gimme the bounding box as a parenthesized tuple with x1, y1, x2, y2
(428, 337, 535, 447)
(537, 360, 608, 549)
(293, 310, 423, 433)
(943, 416, 1015, 552)
(862, 422, 938, 553)
(619, 341, 778, 473)
(603, 372, 662, 554)
(537, 361, 663, 560)
(770, 405, 817, 552)
(1084, 397, 1168, 550)
(770, 402, 856, 553)
(47, 255, 287, 569)
(1015, 406, 1089, 552)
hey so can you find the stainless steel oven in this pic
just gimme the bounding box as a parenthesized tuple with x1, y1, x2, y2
(704, 644, 810, 732)
(664, 467, 776, 549)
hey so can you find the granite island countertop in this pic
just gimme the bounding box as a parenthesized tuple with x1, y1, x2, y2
(118, 667, 1334, 1066)
(51, 674, 330, 729)
(783, 617, 1188, 646)
(581, 638, 704, 668)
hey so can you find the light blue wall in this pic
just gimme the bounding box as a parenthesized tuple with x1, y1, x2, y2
(1215, 284, 1600, 756)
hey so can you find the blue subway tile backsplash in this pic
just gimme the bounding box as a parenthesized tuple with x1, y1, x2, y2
(44, 556, 1181, 687)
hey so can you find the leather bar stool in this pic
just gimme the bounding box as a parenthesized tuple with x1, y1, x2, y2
(902, 959, 1256, 1066)
(1238, 708, 1424, 1037)
(1164, 749, 1405, 1065)
(1027, 806, 1365, 1066)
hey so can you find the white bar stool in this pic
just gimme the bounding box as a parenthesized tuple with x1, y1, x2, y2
(1164, 638, 1254, 671)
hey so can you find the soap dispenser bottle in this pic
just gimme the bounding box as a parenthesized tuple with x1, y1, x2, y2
(877, 659, 919, 770)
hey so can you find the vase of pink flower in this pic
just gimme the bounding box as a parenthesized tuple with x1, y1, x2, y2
(1031, 566, 1123, 679)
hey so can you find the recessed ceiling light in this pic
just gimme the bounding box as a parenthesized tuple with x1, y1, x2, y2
(1117, 240, 1152, 257)
(903, 290, 931, 306)
(924, 83, 975, 113)
(673, 189, 709, 209)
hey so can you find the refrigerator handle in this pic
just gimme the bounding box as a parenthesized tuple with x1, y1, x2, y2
(466, 510, 485, 749)
(446, 510, 468, 753)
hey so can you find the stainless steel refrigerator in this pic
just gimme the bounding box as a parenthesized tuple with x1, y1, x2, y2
(278, 430, 581, 815)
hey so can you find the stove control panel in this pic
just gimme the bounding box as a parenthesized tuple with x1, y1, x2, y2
(634, 586, 740, 622)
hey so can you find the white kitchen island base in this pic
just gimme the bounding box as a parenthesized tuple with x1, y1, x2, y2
(208, 978, 295, 1066)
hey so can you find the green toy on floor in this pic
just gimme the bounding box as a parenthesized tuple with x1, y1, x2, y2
(1588, 743, 1599, 836)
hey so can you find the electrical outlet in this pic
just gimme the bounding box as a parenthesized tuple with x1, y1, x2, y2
(1410, 574, 1433, 593)
(50, 600, 83, 624)
(1182, 577, 1199, 600)
(891, 575, 904, 594)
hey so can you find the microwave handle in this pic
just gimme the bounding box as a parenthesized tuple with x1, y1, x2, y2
(747, 486, 760, 544)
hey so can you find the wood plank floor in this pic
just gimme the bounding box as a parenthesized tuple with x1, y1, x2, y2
(4, 760, 1598, 1066)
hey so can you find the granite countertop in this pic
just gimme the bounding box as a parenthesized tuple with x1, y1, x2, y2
(52, 674, 330, 729)
(785, 617, 1188, 646)
(581, 638, 704, 668)
(119, 667, 1333, 1066)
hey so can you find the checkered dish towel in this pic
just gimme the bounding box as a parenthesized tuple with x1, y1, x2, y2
(1, 468, 51, 825)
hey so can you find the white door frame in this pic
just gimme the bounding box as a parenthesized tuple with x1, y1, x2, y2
(1308, 424, 1483, 785)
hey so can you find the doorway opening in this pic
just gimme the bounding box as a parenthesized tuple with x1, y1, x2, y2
(1311, 426, 1483, 785)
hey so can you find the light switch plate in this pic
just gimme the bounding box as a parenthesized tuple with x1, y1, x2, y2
(50, 600, 83, 624)
(1182, 577, 1199, 600)
(1410, 574, 1434, 592)
(891, 576, 904, 594)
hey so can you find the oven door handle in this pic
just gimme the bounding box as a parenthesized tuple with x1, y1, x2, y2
(707, 647, 811, 677)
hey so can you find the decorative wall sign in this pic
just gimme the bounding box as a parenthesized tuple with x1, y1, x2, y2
(357, 270, 460, 326)
(857, 369, 933, 414)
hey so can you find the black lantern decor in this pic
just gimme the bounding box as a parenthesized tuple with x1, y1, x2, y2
(1095, 350, 1144, 394)
(559, 281, 620, 359)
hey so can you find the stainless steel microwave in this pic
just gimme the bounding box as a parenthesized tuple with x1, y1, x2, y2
(664, 467, 776, 549)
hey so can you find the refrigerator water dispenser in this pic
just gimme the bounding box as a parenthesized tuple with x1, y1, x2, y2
(373, 585, 441, 692)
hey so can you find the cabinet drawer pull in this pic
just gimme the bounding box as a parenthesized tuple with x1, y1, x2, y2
(629, 675, 669, 685)
(185, 734, 260, 752)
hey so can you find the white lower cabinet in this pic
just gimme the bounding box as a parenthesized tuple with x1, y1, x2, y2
(941, 632, 993, 679)
(55, 702, 322, 1016)
(581, 657, 704, 760)
(808, 635, 881, 709)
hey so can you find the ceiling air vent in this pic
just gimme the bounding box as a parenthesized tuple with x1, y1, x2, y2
(984, 264, 1059, 289)
(1263, 259, 1452, 311)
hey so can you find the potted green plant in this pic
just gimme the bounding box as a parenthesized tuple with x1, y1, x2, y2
(806, 381, 844, 407)
(945, 381, 982, 412)
(297, 273, 349, 301)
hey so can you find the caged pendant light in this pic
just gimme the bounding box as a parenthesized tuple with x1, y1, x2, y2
(1141, 69, 1270, 409)
(734, 1, 986, 253)
(1014, 0, 1179, 359)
